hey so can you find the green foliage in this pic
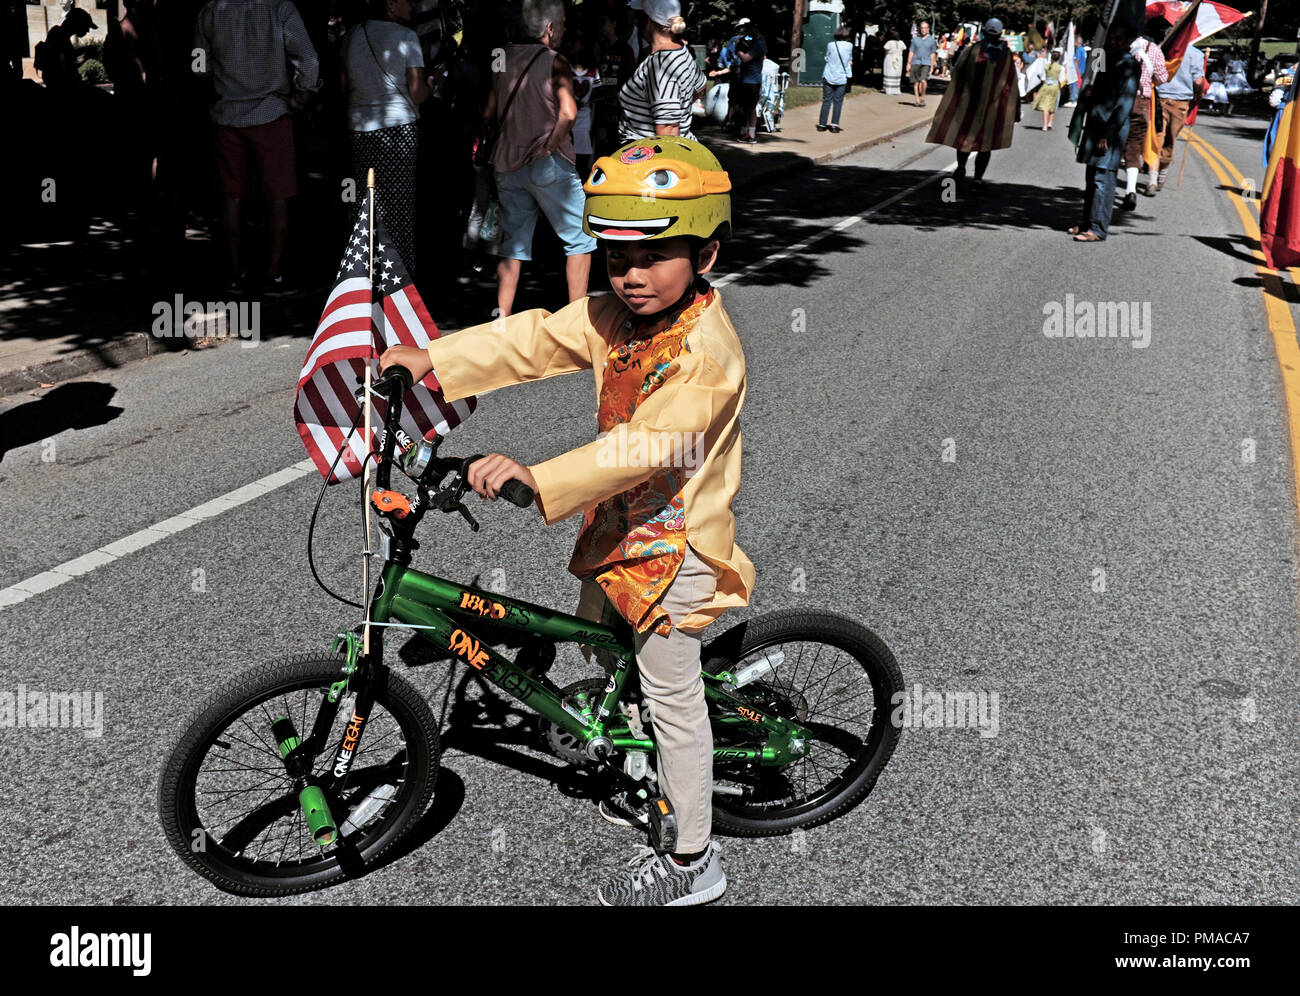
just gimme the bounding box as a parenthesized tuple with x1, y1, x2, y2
(78, 57, 108, 85)
(690, 1, 747, 45)
(73, 39, 104, 63)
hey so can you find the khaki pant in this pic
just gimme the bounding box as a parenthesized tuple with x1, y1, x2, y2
(576, 545, 718, 852)
(1123, 93, 1153, 169)
(1157, 97, 1191, 170)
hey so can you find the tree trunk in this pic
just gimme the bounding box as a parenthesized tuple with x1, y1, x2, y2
(1248, 0, 1269, 81)
(792, 0, 806, 86)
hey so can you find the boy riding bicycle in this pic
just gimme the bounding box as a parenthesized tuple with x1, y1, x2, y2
(379, 137, 752, 906)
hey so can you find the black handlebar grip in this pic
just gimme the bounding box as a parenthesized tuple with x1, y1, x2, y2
(374, 364, 413, 393)
(499, 479, 535, 508)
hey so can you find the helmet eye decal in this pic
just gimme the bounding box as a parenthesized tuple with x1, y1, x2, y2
(648, 169, 680, 190)
(589, 166, 607, 186)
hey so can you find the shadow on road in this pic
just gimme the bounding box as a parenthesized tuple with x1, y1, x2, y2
(5, 146, 1158, 353)
(0, 382, 124, 462)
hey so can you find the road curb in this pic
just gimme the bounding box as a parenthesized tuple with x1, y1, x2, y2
(1, 116, 934, 394)
(0, 333, 161, 397)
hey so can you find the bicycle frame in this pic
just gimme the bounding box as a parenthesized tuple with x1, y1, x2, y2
(379, 563, 644, 748)
(366, 558, 808, 762)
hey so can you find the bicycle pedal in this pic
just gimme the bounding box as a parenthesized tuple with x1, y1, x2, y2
(646, 796, 677, 854)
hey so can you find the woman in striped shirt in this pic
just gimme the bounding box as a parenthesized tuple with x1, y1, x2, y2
(618, 0, 706, 141)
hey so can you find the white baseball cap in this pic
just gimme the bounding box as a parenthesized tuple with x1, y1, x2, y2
(638, 0, 681, 26)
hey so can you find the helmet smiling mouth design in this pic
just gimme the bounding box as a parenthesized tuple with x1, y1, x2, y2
(584, 214, 680, 240)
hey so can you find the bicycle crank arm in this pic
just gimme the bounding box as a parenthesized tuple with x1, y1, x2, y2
(272, 716, 338, 846)
(588, 740, 660, 805)
(587, 740, 678, 853)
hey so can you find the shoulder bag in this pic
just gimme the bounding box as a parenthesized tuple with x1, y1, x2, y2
(474, 45, 546, 168)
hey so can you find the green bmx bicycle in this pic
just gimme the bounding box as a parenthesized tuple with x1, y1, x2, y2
(158, 366, 904, 896)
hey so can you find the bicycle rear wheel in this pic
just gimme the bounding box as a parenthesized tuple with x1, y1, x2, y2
(705, 609, 903, 836)
(158, 654, 439, 896)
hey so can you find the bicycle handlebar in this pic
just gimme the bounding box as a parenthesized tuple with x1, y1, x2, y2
(498, 479, 535, 508)
(368, 364, 535, 514)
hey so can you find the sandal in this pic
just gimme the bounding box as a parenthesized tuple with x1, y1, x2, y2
(1067, 225, 1082, 235)
(1073, 231, 1103, 242)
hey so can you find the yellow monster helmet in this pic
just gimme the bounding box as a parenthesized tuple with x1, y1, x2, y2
(582, 137, 731, 242)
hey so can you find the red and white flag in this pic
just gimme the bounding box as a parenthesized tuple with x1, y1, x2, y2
(295, 190, 475, 483)
(1144, 1, 1248, 38)
(1064, 22, 1079, 85)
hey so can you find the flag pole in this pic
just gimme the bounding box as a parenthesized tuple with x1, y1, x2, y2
(1178, 125, 1192, 187)
(363, 166, 376, 658)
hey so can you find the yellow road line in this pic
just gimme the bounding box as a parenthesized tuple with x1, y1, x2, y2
(1188, 133, 1300, 521)
(1190, 128, 1300, 284)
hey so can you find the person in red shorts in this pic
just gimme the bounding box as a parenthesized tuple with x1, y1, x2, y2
(193, 0, 321, 294)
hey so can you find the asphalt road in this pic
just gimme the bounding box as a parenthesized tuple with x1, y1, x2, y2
(2, 105, 1297, 906)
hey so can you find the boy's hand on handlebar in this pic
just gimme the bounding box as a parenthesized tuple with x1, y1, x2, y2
(468, 454, 539, 502)
(378, 345, 434, 385)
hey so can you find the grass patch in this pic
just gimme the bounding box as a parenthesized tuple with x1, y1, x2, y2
(1200, 38, 1297, 61)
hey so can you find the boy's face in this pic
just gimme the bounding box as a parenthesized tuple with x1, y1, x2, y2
(605, 237, 719, 316)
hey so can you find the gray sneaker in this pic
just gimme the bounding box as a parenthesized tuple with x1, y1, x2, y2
(596, 842, 727, 907)
(598, 790, 650, 828)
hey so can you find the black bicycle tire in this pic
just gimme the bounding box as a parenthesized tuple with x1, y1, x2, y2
(704, 609, 903, 837)
(158, 654, 439, 897)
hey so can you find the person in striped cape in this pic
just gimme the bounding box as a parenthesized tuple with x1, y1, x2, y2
(925, 18, 1020, 190)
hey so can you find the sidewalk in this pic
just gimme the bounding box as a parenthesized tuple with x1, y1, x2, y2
(0, 89, 937, 396)
(708, 86, 938, 186)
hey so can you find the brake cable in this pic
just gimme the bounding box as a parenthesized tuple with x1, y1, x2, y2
(306, 404, 367, 609)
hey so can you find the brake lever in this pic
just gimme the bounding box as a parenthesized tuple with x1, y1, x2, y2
(454, 502, 480, 532)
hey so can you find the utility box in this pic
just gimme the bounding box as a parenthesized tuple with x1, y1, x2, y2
(800, 0, 844, 85)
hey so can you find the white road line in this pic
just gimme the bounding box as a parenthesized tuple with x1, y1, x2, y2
(713, 164, 956, 288)
(0, 459, 318, 610)
(3, 164, 952, 610)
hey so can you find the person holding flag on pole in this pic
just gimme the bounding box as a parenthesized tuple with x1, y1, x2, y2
(1261, 70, 1300, 270)
(1119, 17, 1168, 210)
(1150, 0, 1232, 198)
(1151, 44, 1204, 197)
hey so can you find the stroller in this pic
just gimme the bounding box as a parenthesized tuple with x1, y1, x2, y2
(758, 59, 790, 133)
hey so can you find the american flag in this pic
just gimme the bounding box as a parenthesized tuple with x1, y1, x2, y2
(294, 190, 475, 482)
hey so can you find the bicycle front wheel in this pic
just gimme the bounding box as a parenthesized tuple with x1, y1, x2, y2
(706, 609, 903, 836)
(158, 654, 439, 897)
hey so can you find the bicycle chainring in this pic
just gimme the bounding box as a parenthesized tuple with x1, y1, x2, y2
(540, 678, 654, 769)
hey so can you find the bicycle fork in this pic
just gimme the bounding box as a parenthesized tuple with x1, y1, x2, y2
(270, 629, 382, 849)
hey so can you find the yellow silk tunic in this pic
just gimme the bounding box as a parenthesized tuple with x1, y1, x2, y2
(423, 288, 754, 633)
